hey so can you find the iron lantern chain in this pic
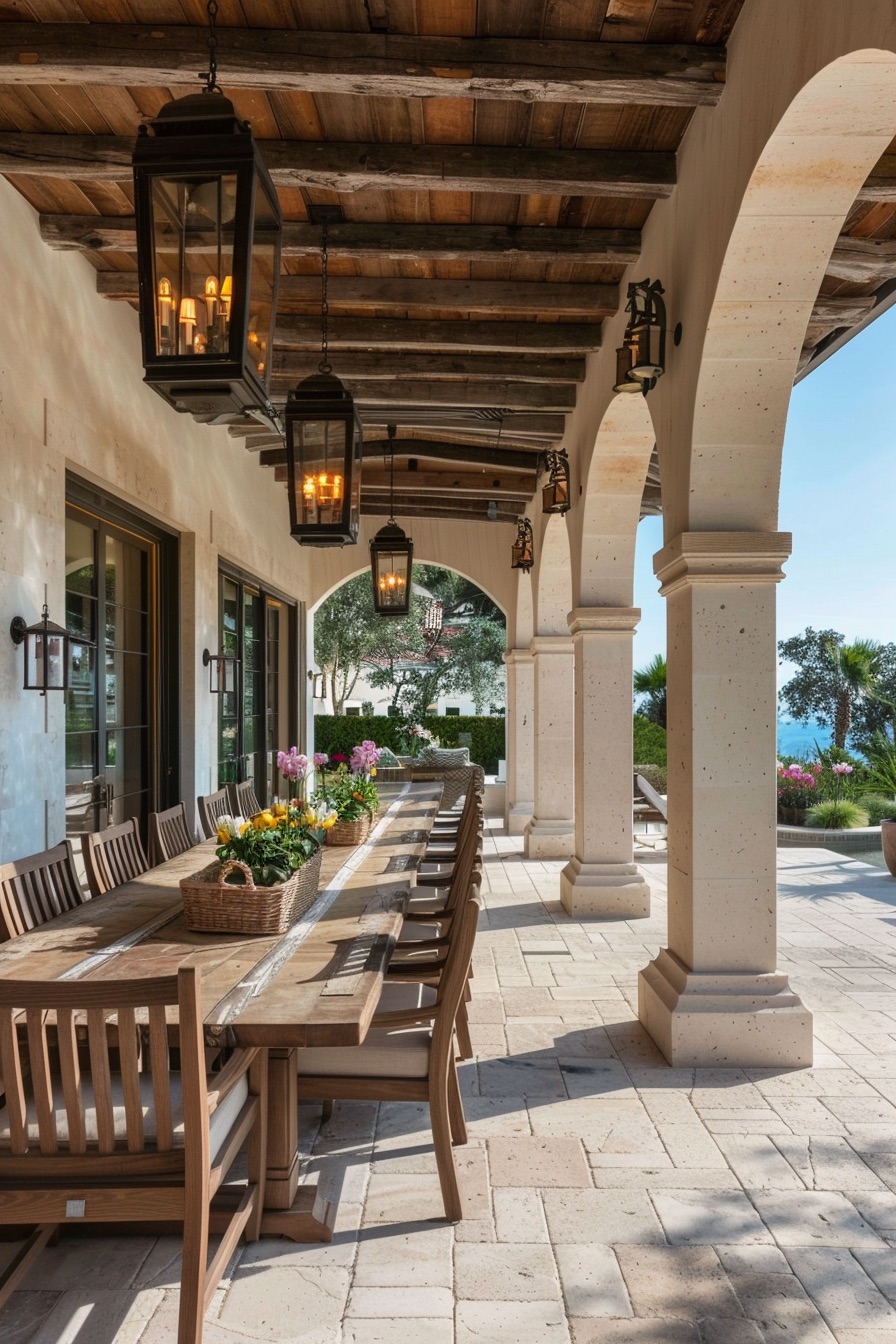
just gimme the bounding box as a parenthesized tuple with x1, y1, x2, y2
(203, 0, 220, 93)
(319, 218, 332, 374)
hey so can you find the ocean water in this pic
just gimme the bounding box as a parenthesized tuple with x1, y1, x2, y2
(777, 720, 833, 760)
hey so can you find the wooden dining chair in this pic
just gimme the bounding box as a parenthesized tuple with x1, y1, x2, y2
(0, 842, 86, 942)
(296, 890, 481, 1222)
(0, 966, 267, 1344)
(197, 787, 231, 839)
(148, 801, 196, 866)
(81, 819, 149, 899)
(228, 779, 262, 819)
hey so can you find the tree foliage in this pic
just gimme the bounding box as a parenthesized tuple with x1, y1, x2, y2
(633, 653, 667, 729)
(313, 566, 506, 719)
(778, 628, 889, 749)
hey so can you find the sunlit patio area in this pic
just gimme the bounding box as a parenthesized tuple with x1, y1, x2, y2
(4, 831, 896, 1344)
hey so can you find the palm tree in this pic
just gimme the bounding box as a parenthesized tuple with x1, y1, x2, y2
(825, 637, 883, 748)
(634, 653, 667, 729)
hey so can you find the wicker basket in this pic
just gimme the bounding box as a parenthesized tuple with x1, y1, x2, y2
(326, 813, 372, 847)
(180, 848, 323, 935)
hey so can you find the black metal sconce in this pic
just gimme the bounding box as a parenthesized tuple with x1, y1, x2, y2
(285, 215, 363, 546)
(370, 425, 413, 616)
(10, 603, 71, 694)
(613, 279, 667, 396)
(511, 517, 534, 573)
(131, 2, 282, 425)
(540, 448, 571, 515)
(203, 647, 239, 694)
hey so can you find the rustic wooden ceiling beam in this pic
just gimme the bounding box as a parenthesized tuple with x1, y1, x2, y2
(825, 238, 896, 283)
(268, 377, 576, 411)
(256, 440, 542, 471)
(98, 272, 617, 318)
(271, 351, 585, 383)
(807, 296, 878, 327)
(352, 408, 565, 438)
(0, 26, 726, 107)
(268, 466, 535, 497)
(858, 157, 896, 202)
(275, 317, 601, 353)
(360, 501, 521, 523)
(38, 214, 642, 265)
(0, 134, 676, 199)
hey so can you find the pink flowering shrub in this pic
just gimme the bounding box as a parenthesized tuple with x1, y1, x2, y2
(776, 761, 819, 810)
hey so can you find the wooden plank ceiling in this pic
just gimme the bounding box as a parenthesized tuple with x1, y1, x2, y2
(0, 0, 889, 525)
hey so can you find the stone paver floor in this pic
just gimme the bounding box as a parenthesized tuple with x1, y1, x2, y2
(4, 833, 896, 1343)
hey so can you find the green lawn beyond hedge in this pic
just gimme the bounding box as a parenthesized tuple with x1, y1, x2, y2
(313, 714, 668, 776)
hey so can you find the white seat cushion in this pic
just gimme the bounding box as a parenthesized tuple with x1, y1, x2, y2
(295, 982, 437, 1080)
(0, 1072, 248, 1164)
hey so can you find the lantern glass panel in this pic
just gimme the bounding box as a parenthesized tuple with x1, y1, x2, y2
(27, 627, 67, 691)
(542, 476, 569, 514)
(294, 419, 360, 534)
(247, 182, 280, 382)
(149, 173, 238, 358)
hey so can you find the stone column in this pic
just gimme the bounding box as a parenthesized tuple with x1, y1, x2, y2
(504, 648, 535, 835)
(524, 635, 575, 859)
(638, 533, 812, 1067)
(560, 608, 651, 918)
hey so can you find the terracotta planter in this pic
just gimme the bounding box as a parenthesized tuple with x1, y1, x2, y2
(882, 819, 896, 878)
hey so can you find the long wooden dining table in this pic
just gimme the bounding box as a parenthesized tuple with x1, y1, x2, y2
(0, 782, 441, 1242)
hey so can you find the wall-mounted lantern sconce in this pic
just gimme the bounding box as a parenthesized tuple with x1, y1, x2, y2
(511, 517, 534, 573)
(540, 448, 571, 515)
(613, 279, 667, 396)
(203, 647, 239, 695)
(10, 603, 71, 694)
(307, 668, 325, 698)
(131, 1, 282, 424)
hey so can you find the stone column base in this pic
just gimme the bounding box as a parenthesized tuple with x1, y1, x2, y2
(507, 801, 534, 835)
(638, 949, 813, 1068)
(524, 817, 574, 859)
(559, 857, 650, 918)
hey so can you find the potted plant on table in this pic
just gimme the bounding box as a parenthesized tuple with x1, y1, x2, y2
(179, 803, 325, 935)
(315, 739, 381, 846)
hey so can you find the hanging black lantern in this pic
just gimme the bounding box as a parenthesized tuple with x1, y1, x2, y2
(511, 517, 534, 573)
(540, 448, 571, 515)
(618, 279, 667, 395)
(370, 427, 413, 616)
(285, 219, 363, 546)
(10, 604, 71, 694)
(132, 3, 282, 423)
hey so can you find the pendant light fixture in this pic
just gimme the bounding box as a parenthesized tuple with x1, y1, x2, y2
(540, 448, 571, 515)
(285, 213, 363, 546)
(132, 0, 282, 424)
(370, 425, 414, 617)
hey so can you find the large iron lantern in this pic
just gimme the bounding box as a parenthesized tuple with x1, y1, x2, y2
(370, 522, 414, 617)
(620, 279, 667, 395)
(541, 448, 571, 515)
(284, 373, 363, 546)
(10, 604, 70, 694)
(132, 91, 282, 423)
(511, 517, 534, 573)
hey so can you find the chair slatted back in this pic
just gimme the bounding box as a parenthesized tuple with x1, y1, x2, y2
(148, 802, 195, 866)
(430, 887, 482, 1058)
(81, 820, 149, 899)
(0, 969, 198, 1161)
(0, 842, 86, 941)
(228, 779, 262, 819)
(197, 788, 231, 839)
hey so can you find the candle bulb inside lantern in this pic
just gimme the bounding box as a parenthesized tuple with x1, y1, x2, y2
(157, 276, 174, 355)
(179, 296, 197, 353)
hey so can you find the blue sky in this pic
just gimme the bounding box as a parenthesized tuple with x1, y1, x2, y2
(632, 304, 896, 690)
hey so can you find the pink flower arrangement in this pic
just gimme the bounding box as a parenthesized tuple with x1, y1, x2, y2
(277, 746, 308, 801)
(350, 739, 381, 778)
(313, 752, 329, 768)
(777, 762, 818, 810)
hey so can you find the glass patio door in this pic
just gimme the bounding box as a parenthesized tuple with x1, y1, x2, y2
(64, 505, 156, 841)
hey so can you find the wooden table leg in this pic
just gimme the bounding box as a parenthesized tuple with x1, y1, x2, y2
(259, 1046, 337, 1243)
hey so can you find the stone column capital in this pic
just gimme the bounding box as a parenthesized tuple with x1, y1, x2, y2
(567, 606, 641, 636)
(654, 531, 792, 596)
(530, 634, 575, 656)
(504, 647, 535, 668)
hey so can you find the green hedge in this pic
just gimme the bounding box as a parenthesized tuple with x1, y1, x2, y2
(314, 713, 665, 776)
(633, 715, 667, 767)
(313, 715, 506, 774)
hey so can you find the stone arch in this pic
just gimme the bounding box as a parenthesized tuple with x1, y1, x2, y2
(687, 47, 896, 532)
(534, 513, 573, 636)
(308, 556, 507, 620)
(576, 392, 656, 608)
